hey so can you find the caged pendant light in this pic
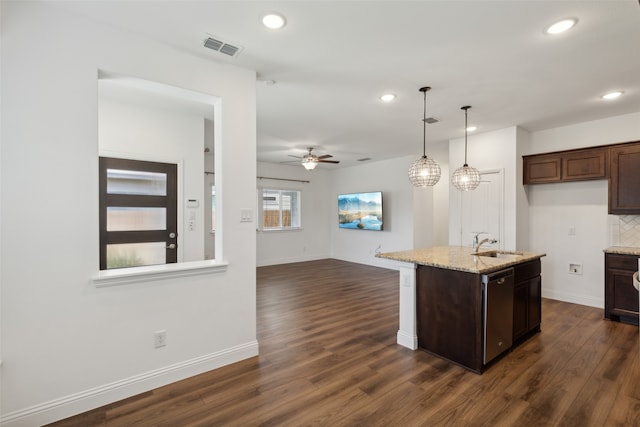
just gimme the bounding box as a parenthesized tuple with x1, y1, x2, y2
(451, 106, 481, 191)
(408, 86, 441, 187)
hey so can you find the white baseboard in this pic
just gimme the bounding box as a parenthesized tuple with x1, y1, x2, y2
(0, 341, 259, 427)
(397, 330, 418, 350)
(330, 254, 398, 270)
(257, 254, 327, 267)
(542, 289, 604, 309)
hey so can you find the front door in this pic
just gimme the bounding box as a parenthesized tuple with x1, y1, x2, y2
(99, 157, 178, 270)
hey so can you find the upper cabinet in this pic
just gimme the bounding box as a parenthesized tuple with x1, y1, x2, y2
(523, 154, 561, 184)
(523, 147, 608, 185)
(525, 141, 640, 214)
(609, 142, 640, 214)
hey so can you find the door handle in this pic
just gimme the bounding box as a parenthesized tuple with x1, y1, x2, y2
(496, 278, 505, 285)
(166, 244, 176, 250)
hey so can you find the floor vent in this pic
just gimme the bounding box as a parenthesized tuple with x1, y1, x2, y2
(203, 35, 243, 58)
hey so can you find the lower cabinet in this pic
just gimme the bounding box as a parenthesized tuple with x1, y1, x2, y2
(605, 253, 639, 325)
(513, 260, 542, 342)
(416, 265, 484, 373)
(415, 259, 543, 373)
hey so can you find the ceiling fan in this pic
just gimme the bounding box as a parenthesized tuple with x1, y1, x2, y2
(284, 147, 340, 170)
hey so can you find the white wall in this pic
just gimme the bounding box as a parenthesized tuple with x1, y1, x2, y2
(98, 96, 208, 262)
(528, 111, 640, 153)
(0, 2, 257, 425)
(431, 141, 451, 247)
(330, 156, 426, 268)
(257, 145, 449, 269)
(448, 127, 519, 249)
(527, 112, 640, 308)
(528, 180, 609, 307)
(515, 126, 531, 251)
(256, 162, 331, 266)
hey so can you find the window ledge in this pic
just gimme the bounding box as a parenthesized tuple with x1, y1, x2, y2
(258, 228, 303, 233)
(92, 260, 228, 288)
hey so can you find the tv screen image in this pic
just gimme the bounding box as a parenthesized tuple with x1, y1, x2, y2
(338, 191, 383, 231)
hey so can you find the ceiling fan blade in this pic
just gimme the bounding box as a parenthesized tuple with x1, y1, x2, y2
(279, 160, 300, 163)
(317, 154, 333, 160)
(318, 160, 340, 164)
(288, 155, 303, 159)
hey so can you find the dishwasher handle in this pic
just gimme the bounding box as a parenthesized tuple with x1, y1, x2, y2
(482, 267, 514, 285)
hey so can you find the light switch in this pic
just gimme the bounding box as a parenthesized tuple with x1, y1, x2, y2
(240, 208, 253, 222)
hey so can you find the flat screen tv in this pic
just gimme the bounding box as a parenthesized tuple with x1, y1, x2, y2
(338, 191, 383, 231)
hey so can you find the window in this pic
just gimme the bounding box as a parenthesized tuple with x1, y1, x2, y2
(259, 188, 301, 230)
(99, 157, 178, 270)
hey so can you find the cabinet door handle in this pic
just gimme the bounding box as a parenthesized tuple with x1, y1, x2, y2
(497, 278, 505, 285)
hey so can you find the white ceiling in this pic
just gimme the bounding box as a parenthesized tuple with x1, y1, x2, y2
(58, 1, 640, 168)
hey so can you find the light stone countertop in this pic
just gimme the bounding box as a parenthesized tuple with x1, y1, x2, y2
(376, 246, 546, 274)
(604, 246, 640, 256)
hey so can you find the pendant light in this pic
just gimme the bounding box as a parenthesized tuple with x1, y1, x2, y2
(408, 86, 441, 187)
(451, 106, 480, 191)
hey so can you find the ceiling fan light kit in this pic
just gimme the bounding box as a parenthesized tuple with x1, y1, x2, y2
(302, 157, 319, 170)
(408, 86, 441, 187)
(452, 106, 481, 191)
(285, 147, 340, 170)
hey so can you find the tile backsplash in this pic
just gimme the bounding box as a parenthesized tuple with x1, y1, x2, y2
(611, 215, 640, 247)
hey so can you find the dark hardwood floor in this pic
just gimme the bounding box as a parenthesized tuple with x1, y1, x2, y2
(50, 259, 640, 426)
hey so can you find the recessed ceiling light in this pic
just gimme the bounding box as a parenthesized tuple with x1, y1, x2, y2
(544, 18, 578, 35)
(466, 126, 477, 132)
(380, 93, 396, 102)
(602, 91, 624, 100)
(262, 13, 286, 30)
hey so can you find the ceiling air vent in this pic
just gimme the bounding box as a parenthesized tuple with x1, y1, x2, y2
(203, 35, 243, 58)
(423, 117, 439, 124)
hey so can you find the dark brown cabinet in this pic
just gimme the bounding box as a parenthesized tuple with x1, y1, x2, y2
(513, 260, 542, 342)
(524, 140, 640, 213)
(604, 253, 639, 325)
(416, 259, 542, 373)
(523, 154, 561, 184)
(562, 148, 608, 181)
(416, 266, 484, 373)
(609, 142, 640, 214)
(523, 147, 607, 184)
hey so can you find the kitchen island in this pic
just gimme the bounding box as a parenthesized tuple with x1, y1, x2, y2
(377, 246, 546, 373)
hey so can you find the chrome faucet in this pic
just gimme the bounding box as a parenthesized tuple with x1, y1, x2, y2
(475, 238, 498, 253)
(472, 232, 497, 252)
(472, 232, 487, 251)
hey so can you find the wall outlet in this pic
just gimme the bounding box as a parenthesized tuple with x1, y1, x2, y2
(154, 330, 167, 348)
(568, 263, 583, 275)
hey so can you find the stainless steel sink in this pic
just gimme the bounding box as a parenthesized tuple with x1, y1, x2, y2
(472, 250, 525, 258)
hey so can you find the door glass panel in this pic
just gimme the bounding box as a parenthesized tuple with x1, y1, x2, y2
(107, 207, 167, 231)
(211, 186, 216, 231)
(107, 169, 167, 196)
(106, 242, 166, 269)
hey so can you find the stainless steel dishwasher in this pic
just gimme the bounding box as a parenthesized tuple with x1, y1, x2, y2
(482, 268, 514, 364)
